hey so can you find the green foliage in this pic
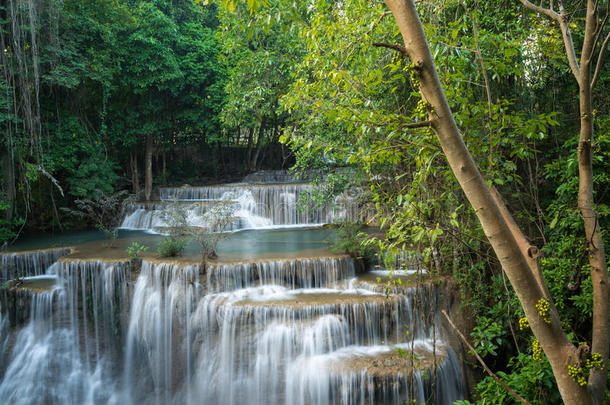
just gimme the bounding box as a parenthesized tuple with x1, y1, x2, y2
(471, 353, 560, 405)
(0, 192, 24, 245)
(330, 222, 374, 259)
(161, 201, 236, 262)
(1, 0, 228, 234)
(157, 237, 186, 258)
(126, 242, 148, 260)
(470, 317, 506, 357)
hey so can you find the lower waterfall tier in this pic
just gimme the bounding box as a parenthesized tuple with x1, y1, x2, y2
(0, 253, 464, 405)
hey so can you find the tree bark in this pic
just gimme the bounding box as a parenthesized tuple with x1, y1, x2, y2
(576, 5, 609, 402)
(245, 127, 254, 171)
(144, 133, 153, 201)
(131, 150, 140, 196)
(162, 149, 166, 183)
(382, 1, 593, 403)
(519, 1, 609, 402)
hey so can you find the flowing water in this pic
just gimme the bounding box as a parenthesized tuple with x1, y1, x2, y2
(0, 173, 464, 404)
(121, 181, 360, 232)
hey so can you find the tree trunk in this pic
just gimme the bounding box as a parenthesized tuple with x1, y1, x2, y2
(144, 133, 153, 201)
(130, 150, 141, 196)
(382, 1, 591, 403)
(245, 127, 254, 171)
(576, 5, 609, 402)
(162, 149, 166, 183)
(251, 120, 266, 171)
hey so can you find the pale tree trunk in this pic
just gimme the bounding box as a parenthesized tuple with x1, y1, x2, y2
(144, 133, 153, 201)
(382, 1, 606, 403)
(575, 5, 609, 401)
(519, 1, 609, 402)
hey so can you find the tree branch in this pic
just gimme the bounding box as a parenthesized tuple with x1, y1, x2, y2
(441, 310, 533, 405)
(401, 120, 432, 128)
(519, 0, 581, 81)
(591, 31, 610, 90)
(373, 42, 408, 55)
(520, 0, 561, 19)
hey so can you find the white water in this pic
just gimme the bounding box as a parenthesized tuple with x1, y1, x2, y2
(0, 253, 464, 405)
(2, 176, 464, 404)
(0, 248, 71, 280)
(0, 260, 131, 404)
(121, 179, 359, 232)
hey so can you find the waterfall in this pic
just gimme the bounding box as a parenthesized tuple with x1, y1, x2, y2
(0, 247, 465, 405)
(124, 261, 201, 405)
(0, 247, 72, 280)
(119, 257, 463, 405)
(0, 259, 132, 404)
(206, 256, 356, 292)
(120, 180, 359, 232)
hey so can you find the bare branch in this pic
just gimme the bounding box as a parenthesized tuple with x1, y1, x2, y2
(441, 310, 533, 405)
(591, 31, 610, 90)
(37, 165, 64, 197)
(520, 0, 561, 19)
(372, 42, 408, 55)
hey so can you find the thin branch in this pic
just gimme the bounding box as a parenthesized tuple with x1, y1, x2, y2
(441, 310, 533, 405)
(591, 31, 610, 90)
(37, 165, 64, 197)
(520, 0, 581, 80)
(373, 42, 408, 55)
(589, 11, 608, 63)
(402, 120, 432, 128)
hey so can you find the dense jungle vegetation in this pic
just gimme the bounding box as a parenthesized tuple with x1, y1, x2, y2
(1, 0, 608, 403)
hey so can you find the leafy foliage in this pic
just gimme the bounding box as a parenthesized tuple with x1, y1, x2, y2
(157, 237, 187, 258)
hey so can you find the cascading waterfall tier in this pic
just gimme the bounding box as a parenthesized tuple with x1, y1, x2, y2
(121, 179, 360, 231)
(206, 256, 356, 292)
(120, 200, 242, 231)
(123, 258, 463, 405)
(1, 248, 464, 404)
(0, 258, 132, 405)
(0, 247, 72, 281)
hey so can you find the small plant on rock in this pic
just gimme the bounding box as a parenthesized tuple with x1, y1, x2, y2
(158, 237, 187, 257)
(126, 242, 148, 260)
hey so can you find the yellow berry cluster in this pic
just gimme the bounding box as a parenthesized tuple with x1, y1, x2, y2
(536, 298, 551, 324)
(568, 365, 587, 386)
(519, 317, 529, 330)
(586, 352, 604, 371)
(532, 339, 542, 361)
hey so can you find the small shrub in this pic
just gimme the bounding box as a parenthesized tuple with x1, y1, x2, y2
(127, 242, 148, 260)
(158, 237, 186, 257)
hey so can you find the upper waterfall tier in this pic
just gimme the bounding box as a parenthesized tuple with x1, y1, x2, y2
(119, 182, 359, 232)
